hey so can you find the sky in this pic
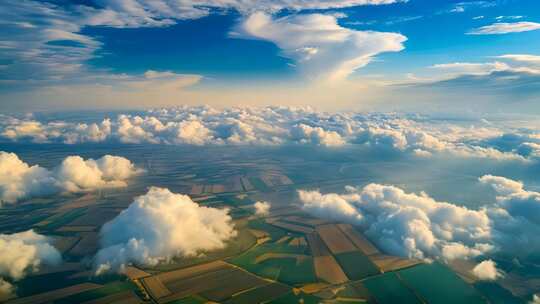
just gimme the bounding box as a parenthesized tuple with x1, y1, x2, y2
(1, 0, 540, 113)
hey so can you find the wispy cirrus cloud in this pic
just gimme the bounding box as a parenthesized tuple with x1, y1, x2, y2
(468, 21, 540, 35)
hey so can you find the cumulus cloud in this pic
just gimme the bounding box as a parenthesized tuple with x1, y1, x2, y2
(253, 201, 271, 216)
(234, 12, 406, 82)
(0, 152, 56, 204)
(480, 175, 540, 226)
(468, 22, 540, 35)
(95, 187, 237, 274)
(0, 152, 140, 204)
(0, 230, 61, 279)
(472, 260, 504, 281)
(299, 176, 540, 262)
(0, 230, 61, 299)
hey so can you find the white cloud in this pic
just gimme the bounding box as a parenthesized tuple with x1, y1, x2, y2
(55, 155, 141, 192)
(1, 107, 535, 163)
(0, 152, 140, 204)
(0, 152, 56, 204)
(480, 175, 540, 226)
(468, 22, 540, 35)
(299, 176, 540, 263)
(253, 201, 271, 216)
(291, 124, 346, 147)
(234, 12, 406, 82)
(299, 184, 493, 261)
(88, 0, 404, 28)
(95, 187, 237, 274)
(0, 230, 61, 281)
(472, 259, 504, 281)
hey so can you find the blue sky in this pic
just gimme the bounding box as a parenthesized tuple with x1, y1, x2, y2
(1, 0, 540, 112)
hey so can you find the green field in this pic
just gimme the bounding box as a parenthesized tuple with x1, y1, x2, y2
(398, 263, 487, 304)
(363, 272, 421, 304)
(54, 281, 137, 304)
(474, 282, 525, 304)
(268, 291, 321, 304)
(223, 283, 290, 304)
(334, 251, 380, 280)
(165, 296, 207, 304)
(38, 208, 87, 231)
(248, 219, 288, 241)
(228, 242, 312, 283)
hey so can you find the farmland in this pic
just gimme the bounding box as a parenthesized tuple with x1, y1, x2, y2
(0, 144, 516, 304)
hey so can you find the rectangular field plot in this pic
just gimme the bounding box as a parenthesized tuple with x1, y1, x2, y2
(316, 225, 357, 254)
(370, 254, 422, 272)
(334, 251, 380, 280)
(223, 283, 290, 304)
(363, 272, 422, 304)
(314, 256, 348, 284)
(268, 220, 314, 234)
(306, 233, 331, 257)
(144, 261, 268, 303)
(7, 283, 102, 304)
(398, 263, 487, 304)
(336, 224, 379, 256)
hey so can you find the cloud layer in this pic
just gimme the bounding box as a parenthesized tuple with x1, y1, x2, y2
(95, 187, 237, 274)
(298, 175, 540, 264)
(3, 107, 538, 163)
(0, 152, 140, 204)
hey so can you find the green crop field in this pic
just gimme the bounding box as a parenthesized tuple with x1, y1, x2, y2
(334, 251, 380, 280)
(54, 281, 137, 304)
(398, 263, 487, 304)
(363, 272, 421, 304)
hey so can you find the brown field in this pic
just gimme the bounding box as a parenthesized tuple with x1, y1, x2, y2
(56, 225, 96, 232)
(248, 229, 269, 239)
(255, 253, 309, 264)
(283, 216, 329, 227)
(81, 291, 140, 304)
(7, 283, 102, 304)
(306, 233, 331, 257)
(314, 256, 348, 284)
(68, 232, 99, 257)
(157, 266, 267, 303)
(212, 184, 226, 193)
(190, 184, 203, 195)
(240, 177, 254, 191)
(57, 194, 97, 211)
(316, 225, 357, 255)
(336, 224, 379, 256)
(260, 175, 275, 187)
(268, 221, 314, 234)
(124, 266, 151, 280)
(52, 236, 80, 254)
(232, 177, 244, 192)
(142, 276, 172, 300)
(370, 254, 422, 272)
(201, 185, 211, 193)
(156, 260, 229, 284)
(289, 237, 307, 246)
